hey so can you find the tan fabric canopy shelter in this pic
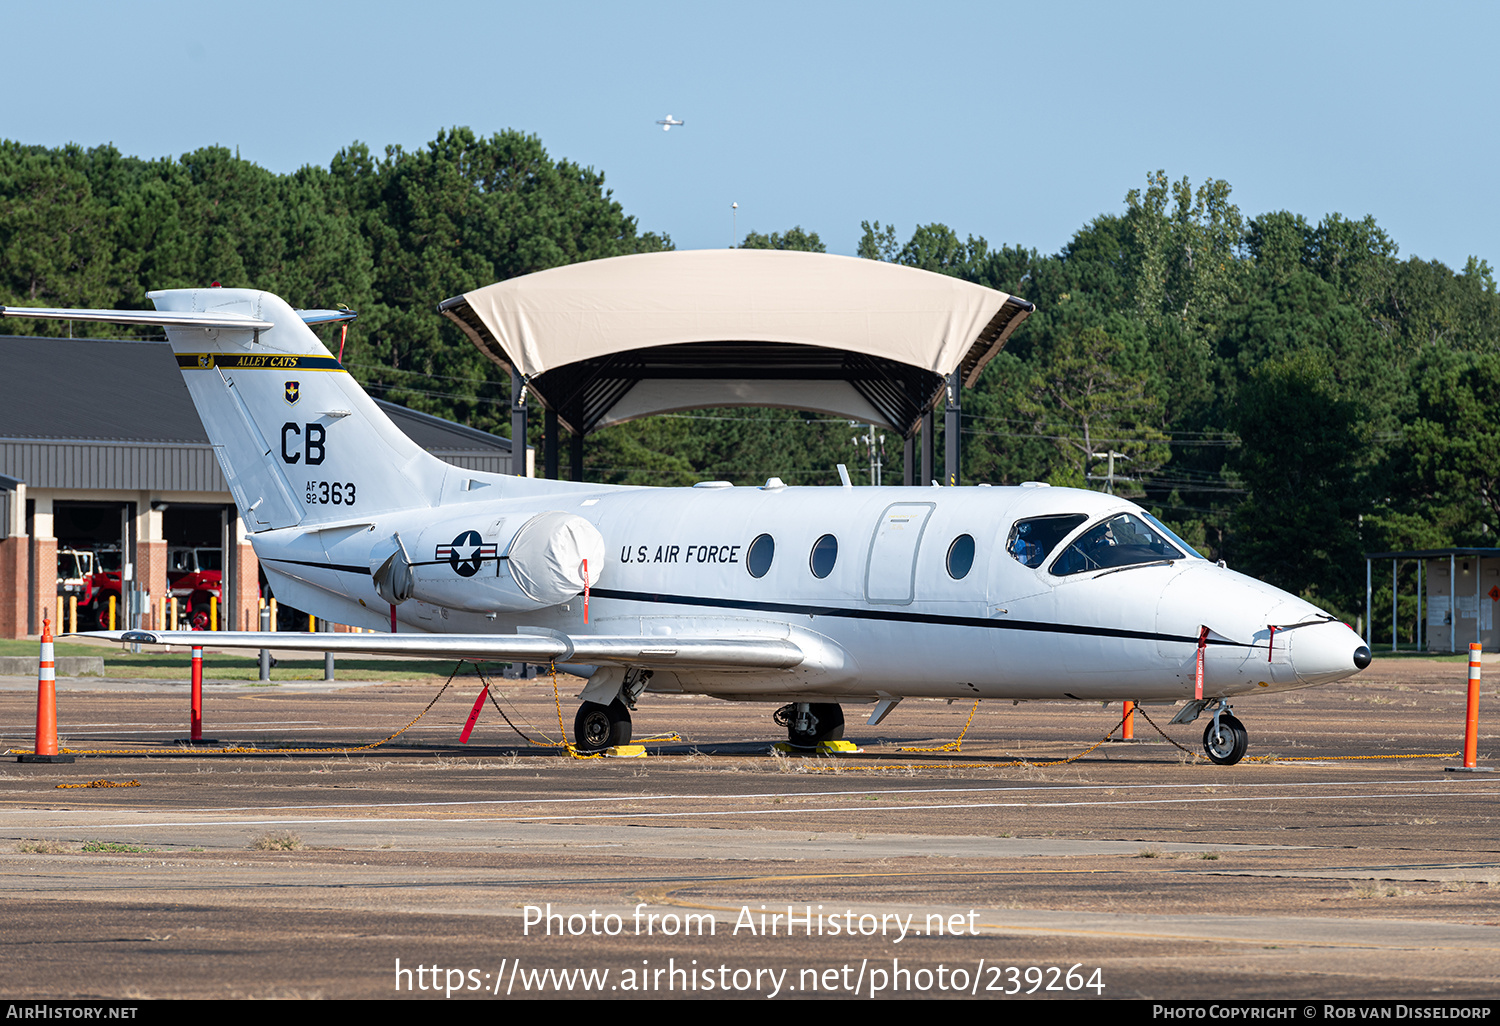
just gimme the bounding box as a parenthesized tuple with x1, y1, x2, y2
(439, 250, 1033, 437)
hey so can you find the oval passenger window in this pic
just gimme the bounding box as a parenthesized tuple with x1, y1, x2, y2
(746, 534, 775, 578)
(809, 534, 838, 578)
(946, 534, 975, 579)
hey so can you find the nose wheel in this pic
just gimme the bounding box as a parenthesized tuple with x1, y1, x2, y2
(1202, 712, 1248, 765)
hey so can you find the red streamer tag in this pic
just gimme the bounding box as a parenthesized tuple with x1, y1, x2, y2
(460, 684, 489, 744)
(582, 558, 590, 624)
(1195, 625, 1209, 700)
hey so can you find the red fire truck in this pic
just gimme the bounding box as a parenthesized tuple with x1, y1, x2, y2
(86, 545, 222, 630)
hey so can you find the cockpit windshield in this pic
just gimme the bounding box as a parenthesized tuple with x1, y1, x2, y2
(1136, 511, 1207, 560)
(1007, 514, 1088, 568)
(1050, 512, 1186, 576)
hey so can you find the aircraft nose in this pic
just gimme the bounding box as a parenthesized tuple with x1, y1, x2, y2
(1291, 621, 1373, 685)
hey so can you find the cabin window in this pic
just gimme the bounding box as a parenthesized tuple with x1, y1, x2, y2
(946, 535, 976, 579)
(1007, 514, 1087, 568)
(746, 533, 775, 578)
(810, 534, 838, 579)
(1050, 513, 1185, 576)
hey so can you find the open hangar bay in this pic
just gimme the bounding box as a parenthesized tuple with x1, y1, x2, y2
(0, 650, 1495, 1000)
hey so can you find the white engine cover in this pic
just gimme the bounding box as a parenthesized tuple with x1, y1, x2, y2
(388, 510, 606, 614)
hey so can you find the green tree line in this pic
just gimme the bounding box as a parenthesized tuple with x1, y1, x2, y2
(3, 136, 1496, 627)
(855, 174, 1500, 629)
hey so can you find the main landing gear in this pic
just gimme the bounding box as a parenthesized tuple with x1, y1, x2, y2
(574, 699, 632, 753)
(572, 668, 650, 753)
(775, 702, 844, 748)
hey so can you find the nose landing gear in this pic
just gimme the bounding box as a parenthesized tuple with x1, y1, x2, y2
(1171, 698, 1251, 765)
(1202, 708, 1248, 765)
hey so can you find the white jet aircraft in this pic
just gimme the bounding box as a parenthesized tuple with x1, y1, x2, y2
(3, 289, 1371, 762)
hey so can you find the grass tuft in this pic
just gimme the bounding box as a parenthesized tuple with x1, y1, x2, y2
(80, 841, 154, 853)
(1349, 881, 1410, 899)
(252, 831, 303, 851)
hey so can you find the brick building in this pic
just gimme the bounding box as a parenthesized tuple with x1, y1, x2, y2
(0, 334, 515, 638)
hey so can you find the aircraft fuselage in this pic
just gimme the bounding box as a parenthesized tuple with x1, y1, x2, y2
(253, 478, 1364, 706)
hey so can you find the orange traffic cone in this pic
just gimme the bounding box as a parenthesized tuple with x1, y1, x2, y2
(20, 617, 74, 763)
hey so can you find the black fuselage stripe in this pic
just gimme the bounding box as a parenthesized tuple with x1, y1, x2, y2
(265, 556, 369, 575)
(266, 557, 507, 573)
(589, 588, 1246, 648)
(262, 554, 1249, 649)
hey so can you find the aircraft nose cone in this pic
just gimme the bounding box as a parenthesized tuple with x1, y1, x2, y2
(1291, 622, 1373, 685)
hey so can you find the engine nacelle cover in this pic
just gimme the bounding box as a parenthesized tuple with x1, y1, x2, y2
(377, 511, 605, 614)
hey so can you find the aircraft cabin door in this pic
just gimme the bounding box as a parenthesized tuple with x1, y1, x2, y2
(865, 502, 936, 605)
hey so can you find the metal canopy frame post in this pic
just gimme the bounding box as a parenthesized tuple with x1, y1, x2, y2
(1451, 554, 1457, 653)
(921, 411, 935, 486)
(570, 431, 584, 484)
(510, 373, 527, 477)
(543, 407, 559, 480)
(1365, 559, 1372, 647)
(1392, 558, 1398, 654)
(903, 434, 915, 487)
(944, 370, 960, 487)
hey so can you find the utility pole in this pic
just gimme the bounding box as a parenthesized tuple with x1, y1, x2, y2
(852, 423, 885, 486)
(1098, 450, 1130, 495)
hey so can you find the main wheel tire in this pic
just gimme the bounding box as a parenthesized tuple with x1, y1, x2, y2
(787, 703, 844, 748)
(1203, 713, 1248, 766)
(574, 699, 633, 753)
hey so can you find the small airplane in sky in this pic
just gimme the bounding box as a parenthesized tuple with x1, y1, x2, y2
(4, 290, 1370, 763)
(655, 114, 684, 131)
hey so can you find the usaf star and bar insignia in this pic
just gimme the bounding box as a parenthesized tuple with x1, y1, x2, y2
(436, 530, 497, 578)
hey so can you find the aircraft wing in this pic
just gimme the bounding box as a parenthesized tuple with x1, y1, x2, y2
(84, 630, 805, 670)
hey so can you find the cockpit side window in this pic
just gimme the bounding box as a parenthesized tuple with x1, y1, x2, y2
(1006, 514, 1088, 568)
(1050, 513, 1186, 576)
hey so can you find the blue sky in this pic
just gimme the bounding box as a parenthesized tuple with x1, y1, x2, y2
(10, 0, 1497, 268)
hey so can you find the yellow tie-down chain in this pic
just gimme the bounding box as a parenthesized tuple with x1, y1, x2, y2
(811, 702, 1462, 771)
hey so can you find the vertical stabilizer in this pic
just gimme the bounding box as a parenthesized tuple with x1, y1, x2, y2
(149, 288, 452, 532)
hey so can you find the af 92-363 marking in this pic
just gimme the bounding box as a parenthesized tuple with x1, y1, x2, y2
(305, 481, 356, 505)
